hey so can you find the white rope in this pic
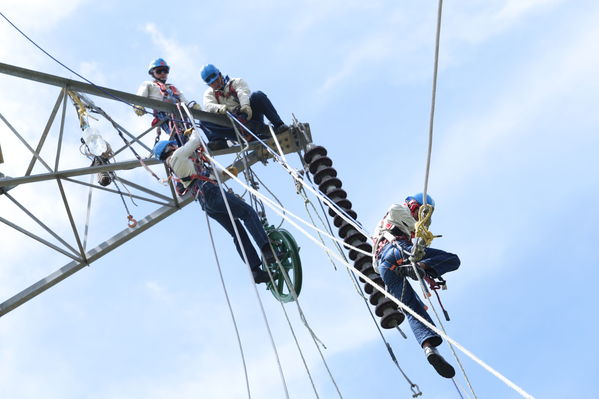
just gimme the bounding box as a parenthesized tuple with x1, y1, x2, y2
(242, 133, 342, 397)
(234, 127, 328, 399)
(263, 235, 343, 398)
(191, 108, 533, 397)
(304, 189, 421, 396)
(181, 105, 290, 398)
(212, 162, 536, 399)
(204, 213, 252, 398)
(419, 1, 477, 397)
(82, 174, 94, 251)
(225, 113, 371, 242)
(204, 137, 372, 260)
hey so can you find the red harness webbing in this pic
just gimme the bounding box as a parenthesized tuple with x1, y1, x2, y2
(153, 81, 181, 103)
(214, 82, 238, 103)
(170, 149, 216, 196)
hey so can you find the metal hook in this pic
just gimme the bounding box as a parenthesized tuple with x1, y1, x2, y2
(127, 214, 137, 228)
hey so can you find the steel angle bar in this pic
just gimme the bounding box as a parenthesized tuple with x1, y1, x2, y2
(3, 191, 79, 255)
(0, 194, 195, 317)
(0, 112, 53, 173)
(0, 216, 81, 261)
(92, 107, 153, 153)
(53, 85, 68, 172)
(0, 159, 162, 189)
(63, 177, 173, 207)
(55, 179, 86, 258)
(112, 124, 159, 157)
(162, 163, 181, 208)
(26, 89, 65, 176)
(112, 175, 172, 202)
(0, 62, 231, 127)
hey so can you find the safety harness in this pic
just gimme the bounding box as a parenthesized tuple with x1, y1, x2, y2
(152, 80, 182, 104)
(213, 76, 238, 104)
(372, 204, 451, 320)
(167, 147, 216, 201)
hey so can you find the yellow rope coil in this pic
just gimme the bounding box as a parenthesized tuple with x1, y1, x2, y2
(414, 204, 436, 247)
(67, 90, 88, 128)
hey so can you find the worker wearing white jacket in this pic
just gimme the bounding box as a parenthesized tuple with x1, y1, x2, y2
(372, 193, 460, 379)
(134, 58, 200, 144)
(151, 129, 279, 284)
(199, 64, 288, 150)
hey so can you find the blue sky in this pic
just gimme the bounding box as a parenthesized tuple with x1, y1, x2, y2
(1, 1, 598, 398)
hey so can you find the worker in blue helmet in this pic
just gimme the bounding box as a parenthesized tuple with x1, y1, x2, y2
(198, 64, 288, 151)
(152, 130, 279, 284)
(134, 58, 201, 143)
(372, 193, 460, 379)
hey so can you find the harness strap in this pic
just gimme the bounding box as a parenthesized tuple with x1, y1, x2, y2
(152, 81, 181, 103)
(214, 81, 238, 103)
(180, 174, 216, 184)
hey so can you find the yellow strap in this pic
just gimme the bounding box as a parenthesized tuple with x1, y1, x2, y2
(67, 90, 88, 129)
(414, 204, 436, 247)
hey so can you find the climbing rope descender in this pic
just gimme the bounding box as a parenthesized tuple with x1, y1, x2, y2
(261, 221, 303, 303)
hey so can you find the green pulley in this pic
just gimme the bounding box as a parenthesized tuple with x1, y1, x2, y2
(262, 224, 303, 303)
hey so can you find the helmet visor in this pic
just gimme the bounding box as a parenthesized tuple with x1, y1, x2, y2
(204, 72, 218, 84)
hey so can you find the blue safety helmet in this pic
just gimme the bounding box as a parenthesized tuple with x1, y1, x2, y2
(148, 58, 170, 75)
(406, 193, 435, 208)
(201, 64, 220, 84)
(152, 140, 177, 160)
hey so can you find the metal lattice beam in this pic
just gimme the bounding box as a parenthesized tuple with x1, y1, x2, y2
(0, 62, 311, 318)
(0, 62, 231, 127)
(0, 195, 194, 317)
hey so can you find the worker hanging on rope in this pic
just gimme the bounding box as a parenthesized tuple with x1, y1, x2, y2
(199, 64, 289, 151)
(134, 58, 201, 145)
(372, 193, 460, 379)
(152, 129, 281, 284)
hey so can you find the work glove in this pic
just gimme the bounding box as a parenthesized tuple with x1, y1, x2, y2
(240, 104, 252, 120)
(217, 105, 228, 114)
(226, 166, 239, 177)
(134, 105, 145, 116)
(191, 103, 202, 111)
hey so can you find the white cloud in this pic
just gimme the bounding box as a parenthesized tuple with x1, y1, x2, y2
(446, 0, 565, 45)
(318, 32, 394, 94)
(497, 0, 563, 21)
(142, 23, 205, 99)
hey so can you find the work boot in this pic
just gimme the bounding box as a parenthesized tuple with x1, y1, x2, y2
(395, 263, 425, 281)
(207, 140, 229, 151)
(424, 346, 455, 378)
(255, 123, 271, 138)
(275, 123, 289, 134)
(262, 246, 288, 265)
(252, 269, 270, 284)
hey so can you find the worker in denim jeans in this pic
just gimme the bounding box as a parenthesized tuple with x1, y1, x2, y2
(152, 130, 279, 284)
(373, 193, 460, 378)
(199, 64, 288, 150)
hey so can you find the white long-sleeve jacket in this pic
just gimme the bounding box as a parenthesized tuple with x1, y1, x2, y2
(167, 130, 221, 188)
(167, 131, 202, 188)
(372, 204, 417, 273)
(136, 80, 189, 104)
(202, 77, 251, 114)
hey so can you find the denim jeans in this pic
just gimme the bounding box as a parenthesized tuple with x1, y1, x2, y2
(199, 182, 269, 269)
(378, 241, 460, 347)
(202, 91, 284, 142)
